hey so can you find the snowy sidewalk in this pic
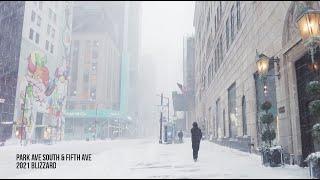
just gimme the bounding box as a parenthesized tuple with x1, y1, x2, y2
(1, 138, 309, 179)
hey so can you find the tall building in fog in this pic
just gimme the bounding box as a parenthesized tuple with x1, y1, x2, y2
(0, 1, 73, 142)
(123, 2, 142, 135)
(182, 36, 195, 131)
(65, 2, 125, 140)
(65, 1, 142, 139)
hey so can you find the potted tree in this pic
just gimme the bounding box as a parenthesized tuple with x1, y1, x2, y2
(305, 80, 320, 178)
(259, 101, 283, 167)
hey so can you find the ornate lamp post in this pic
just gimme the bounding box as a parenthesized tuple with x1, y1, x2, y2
(256, 51, 281, 95)
(256, 51, 280, 79)
(296, 9, 320, 65)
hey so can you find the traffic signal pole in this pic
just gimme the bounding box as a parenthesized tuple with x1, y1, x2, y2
(159, 93, 163, 144)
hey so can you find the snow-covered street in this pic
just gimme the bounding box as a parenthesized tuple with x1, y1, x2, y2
(1, 138, 309, 179)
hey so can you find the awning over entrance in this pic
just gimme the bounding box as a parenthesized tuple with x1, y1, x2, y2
(65, 109, 132, 122)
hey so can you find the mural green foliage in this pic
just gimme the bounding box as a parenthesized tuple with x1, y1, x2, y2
(26, 84, 33, 98)
(35, 52, 47, 67)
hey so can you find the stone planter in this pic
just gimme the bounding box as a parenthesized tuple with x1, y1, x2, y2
(306, 152, 320, 179)
(259, 146, 284, 167)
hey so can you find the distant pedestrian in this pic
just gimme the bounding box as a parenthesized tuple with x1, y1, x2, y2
(178, 130, 183, 143)
(191, 122, 202, 162)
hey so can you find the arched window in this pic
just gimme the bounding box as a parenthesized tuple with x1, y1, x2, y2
(242, 96, 247, 136)
(223, 109, 226, 137)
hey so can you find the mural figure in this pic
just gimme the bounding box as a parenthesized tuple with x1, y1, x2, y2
(18, 51, 69, 141)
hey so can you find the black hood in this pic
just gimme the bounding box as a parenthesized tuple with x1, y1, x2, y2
(192, 122, 198, 128)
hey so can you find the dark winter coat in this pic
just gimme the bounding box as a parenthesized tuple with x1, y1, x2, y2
(191, 126, 202, 148)
(178, 131, 183, 138)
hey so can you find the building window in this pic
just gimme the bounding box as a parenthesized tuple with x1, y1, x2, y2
(50, 44, 54, 53)
(214, 49, 218, 72)
(35, 33, 39, 44)
(225, 18, 230, 50)
(206, 11, 210, 31)
(242, 96, 247, 136)
(207, 66, 210, 84)
(214, 15, 217, 33)
(47, 24, 51, 34)
(37, 15, 41, 27)
(45, 40, 49, 50)
(211, 59, 214, 77)
(236, 1, 241, 30)
(219, 35, 223, 64)
(231, 5, 235, 42)
(31, 11, 36, 22)
(29, 28, 34, 40)
(216, 99, 220, 138)
(223, 109, 226, 137)
(228, 82, 237, 138)
(216, 7, 220, 25)
(219, 1, 222, 20)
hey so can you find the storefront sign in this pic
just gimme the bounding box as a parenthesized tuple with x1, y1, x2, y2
(65, 109, 126, 119)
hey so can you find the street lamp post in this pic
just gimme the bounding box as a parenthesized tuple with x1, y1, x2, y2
(95, 104, 98, 140)
(157, 93, 171, 144)
(159, 93, 163, 144)
(20, 84, 29, 146)
(163, 96, 170, 123)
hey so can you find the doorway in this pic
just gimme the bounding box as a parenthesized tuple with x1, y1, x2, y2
(295, 49, 320, 161)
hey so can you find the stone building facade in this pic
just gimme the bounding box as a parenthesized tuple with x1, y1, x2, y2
(183, 36, 196, 132)
(193, 1, 320, 165)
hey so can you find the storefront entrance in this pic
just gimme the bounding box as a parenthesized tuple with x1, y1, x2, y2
(295, 49, 320, 161)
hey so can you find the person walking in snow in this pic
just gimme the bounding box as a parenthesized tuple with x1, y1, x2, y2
(178, 130, 183, 143)
(191, 122, 202, 162)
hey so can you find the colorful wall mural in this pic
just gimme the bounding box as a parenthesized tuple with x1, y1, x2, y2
(13, 2, 73, 142)
(18, 51, 69, 140)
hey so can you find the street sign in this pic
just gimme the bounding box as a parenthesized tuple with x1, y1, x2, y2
(0, 98, 5, 103)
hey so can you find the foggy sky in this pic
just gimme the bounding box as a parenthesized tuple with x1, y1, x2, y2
(141, 1, 195, 98)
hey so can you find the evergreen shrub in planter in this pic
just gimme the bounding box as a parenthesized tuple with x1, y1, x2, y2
(306, 81, 320, 96)
(309, 100, 320, 117)
(305, 79, 320, 178)
(259, 100, 282, 167)
(305, 152, 320, 179)
(260, 113, 274, 124)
